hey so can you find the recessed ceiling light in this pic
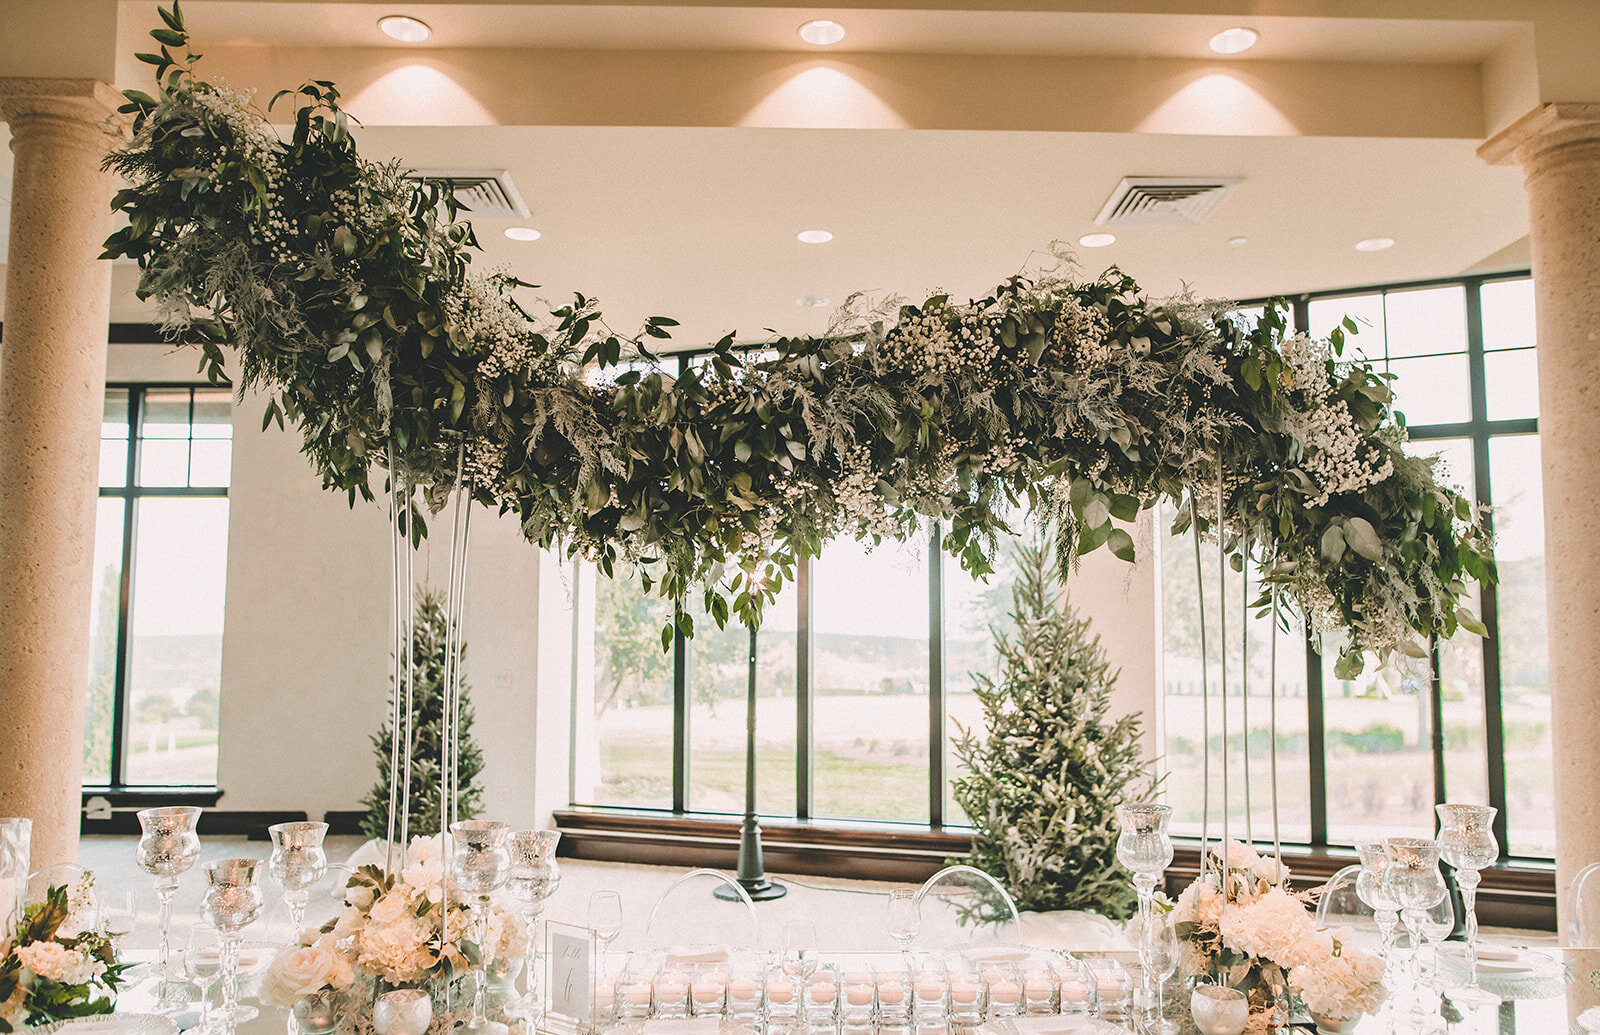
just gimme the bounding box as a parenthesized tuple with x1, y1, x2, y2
(798, 19, 847, 46)
(378, 15, 432, 43)
(796, 296, 830, 307)
(1078, 233, 1116, 248)
(1227, 236, 1248, 247)
(1208, 27, 1259, 55)
(1355, 236, 1396, 252)
(797, 229, 834, 244)
(504, 227, 542, 242)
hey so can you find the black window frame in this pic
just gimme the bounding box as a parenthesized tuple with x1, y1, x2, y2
(90, 382, 232, 792)
(568, 269, 1549, 862)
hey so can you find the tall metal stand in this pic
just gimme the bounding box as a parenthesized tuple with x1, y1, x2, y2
(715, 623, 787, 902)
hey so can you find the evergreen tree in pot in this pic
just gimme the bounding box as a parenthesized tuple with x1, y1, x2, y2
(361, 590, 485, 839)
(951, 530, 1153, 921)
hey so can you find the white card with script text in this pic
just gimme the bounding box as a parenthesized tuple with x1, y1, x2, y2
(546, 922, 596, 1032)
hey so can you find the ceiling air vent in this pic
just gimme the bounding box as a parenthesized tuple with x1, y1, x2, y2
(405, 169, 530, 219)
(1094, 176, 1242, 227)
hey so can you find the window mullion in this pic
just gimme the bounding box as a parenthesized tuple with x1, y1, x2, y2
(1464, 279, 1511, 858)
(109, 387, 143, 789)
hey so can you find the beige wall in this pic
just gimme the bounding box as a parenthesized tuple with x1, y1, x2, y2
(106, 343, 569, 829)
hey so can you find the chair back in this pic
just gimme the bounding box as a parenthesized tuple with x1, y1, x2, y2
(25, 864, 96, 932)
(641, 868, 761, 954)
(1569, 861, 1600, 947)
(912, 864, 1023, 948)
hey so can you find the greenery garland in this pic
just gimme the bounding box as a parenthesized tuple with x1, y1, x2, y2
(103, 3, 1495, 676)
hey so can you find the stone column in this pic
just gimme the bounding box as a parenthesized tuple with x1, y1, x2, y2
(0, 78, 121, 869)
(1481, 103, 1600, 941)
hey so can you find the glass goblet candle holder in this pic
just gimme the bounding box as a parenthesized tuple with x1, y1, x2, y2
(136, 805, 202, 1013)
(449, 820, 511, 1033)
(202, 858, 265, 1024)
(268, 821, 328, 937)
(1436, 803, 1501, 1008)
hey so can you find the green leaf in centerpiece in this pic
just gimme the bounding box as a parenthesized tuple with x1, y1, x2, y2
(1343, 516, 1384, 561)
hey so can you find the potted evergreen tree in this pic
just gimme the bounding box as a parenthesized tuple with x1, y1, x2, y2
(361, 590, 485, 839)
(951, 530, 1153, 923)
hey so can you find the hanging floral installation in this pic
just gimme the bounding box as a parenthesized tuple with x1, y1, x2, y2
(103, 2, 1495, 676)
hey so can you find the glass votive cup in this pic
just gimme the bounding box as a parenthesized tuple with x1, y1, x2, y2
(653, 970, 692, 1019)
(945, 964, 983, 1026)
(1053, 957, 1097, 1017)
(840, 969, 875, 1026)
(875, 964, 911, 1026)
(804, 966, 840, 1027)
(912, 965, 948, 1024)
(690, 965, 728, 1018)
(1083, 958, 1131, 1022)
(618, 972, 655, 1021)
(1018, 960, 1056, 1016)
(766, 967, 800, 1024)
(980, 963, 1021, 1021)
(593, 977, 618, 1026)
(727, 970, 764, 1023)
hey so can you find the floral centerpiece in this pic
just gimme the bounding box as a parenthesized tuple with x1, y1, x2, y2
(261, 836, 521, 1016)
(1169, 840, 1384, 1032)
(1288, 929, 1386, 1028)
(0, 881, 126, 1031)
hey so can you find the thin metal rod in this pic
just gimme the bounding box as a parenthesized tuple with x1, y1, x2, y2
(1241, 535, 1253, 848)
(1217, 470, 1229, 906)
(452, 501, 474, 826)
(1191, 490, 1210, 883)
(385, 441, 403, 875)
(399, 497, 415, 850)
(1269, 583, 1282, 883)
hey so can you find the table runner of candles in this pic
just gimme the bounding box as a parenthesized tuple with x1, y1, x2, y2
(593, 950, 1136, 1033)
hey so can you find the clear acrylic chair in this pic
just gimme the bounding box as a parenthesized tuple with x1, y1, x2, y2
(641, 868, 761, 956)
(1568, 861, 1600, 947)
(259, 862, 354, 944)
(1313, 864, 1390, 953)
(912, 865, 1023, 949)
(25, 863, 96, 928)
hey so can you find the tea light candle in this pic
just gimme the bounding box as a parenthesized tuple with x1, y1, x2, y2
(1023, 970, 1053, 997)
(1059, 981, 1087, 1004)
(948, 980, 979, 1005)
(916, 978, 944, 1001)
(845, 984, 873, 1007)
(809, 980, 837, 1004)
(624, 982, 653, 1006)
(692, 979, 724, 1003)
(989, 979, 1021, 1005)
(1095, 972, 1125, 997)
(876, 980, 905, 1006)
(656, 974, 689, 1002)
(729, 977, 759, 1002)
(766, 978, 795, 1005)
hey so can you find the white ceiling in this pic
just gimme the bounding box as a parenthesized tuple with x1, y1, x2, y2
(84, 124, 1527, 344)
(0, 4, 1535, 340)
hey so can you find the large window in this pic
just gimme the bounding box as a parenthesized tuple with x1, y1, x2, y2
(86, 385, 233, 788)
(1158, 273, 1548, 859)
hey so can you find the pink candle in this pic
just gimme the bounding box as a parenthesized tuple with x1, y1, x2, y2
(810, 981, 837, 1004)
(949, 981, 978, 1005)
(989, 980, 1021, 1004)
(766, 979, 794, 1005)
(1059, 981, 1087, 1003)
(728, 978, 759, 1002)
(692, 980, 724, 1003)
(1095, 972, 1124, 996)
(594, 979, 617, 1008)
(876, 981, 905, 1006)
(916, 979, 944, 1001)
(624, 983, 652, 1006)
(845, 984, 873, 1006)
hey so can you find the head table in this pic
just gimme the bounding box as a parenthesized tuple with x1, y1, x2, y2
(103, 945, 1600, 1035)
